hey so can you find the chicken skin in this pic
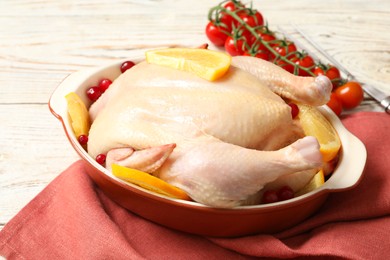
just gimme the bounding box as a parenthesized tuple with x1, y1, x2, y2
(88, 55, 332, 208)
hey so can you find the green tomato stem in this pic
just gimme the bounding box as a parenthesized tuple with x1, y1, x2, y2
(209, 2, 319, 77)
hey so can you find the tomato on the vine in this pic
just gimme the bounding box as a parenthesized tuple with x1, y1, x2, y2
(225, 24, 252, 56)
(327, 66, 341, 87)
(205, 21, 231, 46)
(254, 11, 264, 26)
(223, 1, 240, 11)
(220, 1, 244, 28)
(246, 38, 270, 58)
(272, 41, 297, 58)
(314, 65, 341, 90)
(335, 81, 364, 109)
(251, 28, 277, 51)
(243, 48, 269, 61)
(271, 41, 297, 64)
(270, 41, 297, 73)
(290, 54, 315, 76)
(259, 32, 276, 44)
(238, 12, 257, 27)
(225, 36, 247, 56)
(236, 26, 252, 44)
(274, 59, 294, 74)
(327, 92, 343, 116)
(231, 9, 264, 47)
(237, 10, 264, 27)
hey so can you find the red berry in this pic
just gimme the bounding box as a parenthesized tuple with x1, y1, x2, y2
(262, 190, 279, 204)
(277, 186, 294, 201)
(288, 103, 299, 119)
(120, 61, 135, 73)
(86, 86, 103, 102)
(96, 154, 106, 165)
(78, 135, 89, 145)
(98, 79, 112, 92)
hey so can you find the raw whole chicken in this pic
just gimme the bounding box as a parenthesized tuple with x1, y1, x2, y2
(88, 55, 332, 208)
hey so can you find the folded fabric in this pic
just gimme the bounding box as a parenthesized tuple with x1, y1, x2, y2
(1, 112, 390, 259)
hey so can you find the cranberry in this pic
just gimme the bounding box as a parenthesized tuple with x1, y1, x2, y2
(78, 135, 89, 145)
(86, 86, 103, 102)
(277, 186, 294, 201)
(120, 61, 135, 73)
(262, 190, 279, 204)
(288, 103, 299, 119)
(96, 154, 106, 165)
(98, 79, 112, 92)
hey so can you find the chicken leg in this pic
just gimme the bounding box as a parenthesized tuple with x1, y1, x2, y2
(107, 136, 322, 208)
(232, 56, 332, 106)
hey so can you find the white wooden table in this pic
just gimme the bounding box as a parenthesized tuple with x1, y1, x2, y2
(1, 0, 389, 231)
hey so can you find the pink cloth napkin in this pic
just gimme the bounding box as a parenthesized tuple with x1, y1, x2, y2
(1, 112, 390, 259)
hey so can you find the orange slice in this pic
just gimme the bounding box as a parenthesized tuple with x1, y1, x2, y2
(145, 47, 231, 81)
(111, 164, 191, 200)
(298, 104, 341, 162)
(295, 170, 325, 196)
(65, 92, 90, 138)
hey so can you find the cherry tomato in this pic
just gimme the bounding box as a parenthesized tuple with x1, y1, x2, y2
(243, 49, 269, 61)
(259, 33, 276, 44)
(232, 19, 255, 49)
(224, 36, 247, 56)
(274, 59, 294, 74)
(327, 66, 341, 87)
(314, 65, 341, 90)
(269, 41, 297, 73)
(220, 14, 235, 30)
(245, 34, 267, 57)
(236, 26, 252, 44)
(238, 10, 263, 28)
(254, 11, 264, 26)
(238, 12, 257, 27)
(272, 41, 297, 57)
(251, 29, 276, 49)
(290, 54, 315, 76)
(335, 81, 364, 109)
(233, 10, 264, 46)
(253, 39, 268, 51)
(205, 21, 231, 46)
(271, 41, 297, 63)
(220, 1, 245, 28)
(327, 92, 343, 116)
(223, 1, 239, 11)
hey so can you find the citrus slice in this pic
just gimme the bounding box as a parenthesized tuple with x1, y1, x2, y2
(65, 92, 90, 138)
(145, 47, 231, 81)
(111, 164, 191, 200)
(298, 104, 341, 162)
(295, 170, 325, 196)
(264, 170, 318, 193)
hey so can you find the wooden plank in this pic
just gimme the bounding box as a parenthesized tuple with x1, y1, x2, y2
(0, 104, 79, 227)
(0, 1, 388, 103)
